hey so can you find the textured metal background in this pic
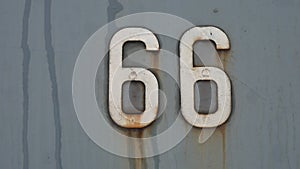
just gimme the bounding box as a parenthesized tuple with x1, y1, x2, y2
(0, 0, 300, 169)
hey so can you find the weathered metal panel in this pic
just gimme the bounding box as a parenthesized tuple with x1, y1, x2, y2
(0, 0, 300, 169)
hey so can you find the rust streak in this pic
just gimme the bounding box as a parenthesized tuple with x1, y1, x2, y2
(219, 124, 227, 169)
(218, 50, 231, 70)
(151, 52, 159, 69)
(127, 129, 147, 169)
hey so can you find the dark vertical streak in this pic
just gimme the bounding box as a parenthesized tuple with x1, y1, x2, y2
(107, 0, 123, 25)
(106, 0, 123, 43)
(44, 0, 62, 169)
(21, 0, 32, 168)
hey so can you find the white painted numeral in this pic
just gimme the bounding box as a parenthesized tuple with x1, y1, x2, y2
(109, 28, 159, 128)
(179, 26, 231, 127)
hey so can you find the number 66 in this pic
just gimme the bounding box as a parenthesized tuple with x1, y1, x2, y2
(108, 26, 231, 128)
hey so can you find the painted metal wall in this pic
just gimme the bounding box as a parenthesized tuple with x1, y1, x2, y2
(0, 0, 300, 169)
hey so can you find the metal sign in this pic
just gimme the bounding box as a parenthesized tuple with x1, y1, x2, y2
(72, 12, 232, 157)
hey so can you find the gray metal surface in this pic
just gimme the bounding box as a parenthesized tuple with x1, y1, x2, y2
(0, 0, 300, 169)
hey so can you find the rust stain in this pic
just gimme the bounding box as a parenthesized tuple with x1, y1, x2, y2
(218, 50, 231, 70)
(219, 124, 227, 169)
(136, 129, 146, 169)
(127, 128, 147, 169)
(218, 49, 230, 169)
(151, 52, 159, 70)
(122, 105, 158, 128)
(124, 50, 160, 168)
(123, 114, 142, 128)
(216, 39, 230, 169)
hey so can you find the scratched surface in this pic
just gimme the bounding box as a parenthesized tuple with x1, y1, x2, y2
(0, 0, 300, 169)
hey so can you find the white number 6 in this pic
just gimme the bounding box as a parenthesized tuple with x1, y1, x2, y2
(109, 28, 159, 128)
(180, 26, 231, 127)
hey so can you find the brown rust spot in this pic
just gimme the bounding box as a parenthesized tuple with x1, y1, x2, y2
(123, 114, 142, 128)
